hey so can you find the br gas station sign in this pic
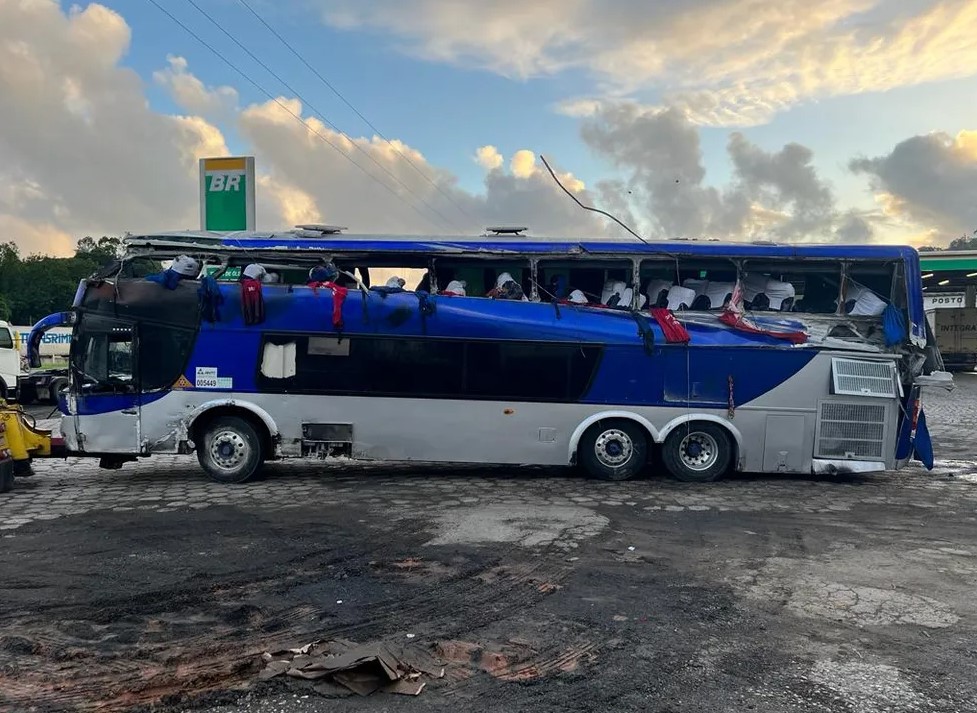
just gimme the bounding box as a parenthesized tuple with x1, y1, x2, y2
(199, 156, 255, 231)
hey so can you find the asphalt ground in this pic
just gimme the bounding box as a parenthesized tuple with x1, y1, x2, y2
(2, 376, 976, 712)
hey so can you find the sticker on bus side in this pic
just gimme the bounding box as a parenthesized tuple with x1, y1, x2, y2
(194, 367, 233, 389)
(173, 375, 193, 389)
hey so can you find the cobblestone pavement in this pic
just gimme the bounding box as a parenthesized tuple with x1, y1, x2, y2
(1, 377, 976, 713)
(3, 375, 976, 532)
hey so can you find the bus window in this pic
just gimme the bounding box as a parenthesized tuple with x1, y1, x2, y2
(0, 327, 12, 350)
(640, 258, 737, 311)
(138, 323, 196, 391)
(847, 263, 899, 309)
(433, 259, 531, 298)
(73, 315, 135, 394)
(537, 259, 634, 306)
(741, 261, 842, 314)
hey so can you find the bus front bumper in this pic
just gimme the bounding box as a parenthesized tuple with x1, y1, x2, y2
(812, 458, 888, 475)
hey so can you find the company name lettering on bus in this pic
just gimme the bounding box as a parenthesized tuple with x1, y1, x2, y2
(195, 366, 233, 389)
(939, 324, 977, 333)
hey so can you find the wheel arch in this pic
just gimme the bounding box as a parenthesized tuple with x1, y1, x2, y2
(658, 414, 743, 469)
(568, 411, 659, 463)
(185, 400, 279, 456)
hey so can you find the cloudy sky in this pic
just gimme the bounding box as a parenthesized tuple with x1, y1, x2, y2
(2, 0, 976, 255)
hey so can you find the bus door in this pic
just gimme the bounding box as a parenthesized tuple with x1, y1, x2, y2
(69, 315, 141, 454)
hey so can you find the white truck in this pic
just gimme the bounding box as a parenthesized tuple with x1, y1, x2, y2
(0, 321, 22, 400)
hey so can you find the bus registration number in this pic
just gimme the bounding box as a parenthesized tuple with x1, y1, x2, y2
(195, 367, 233, 389)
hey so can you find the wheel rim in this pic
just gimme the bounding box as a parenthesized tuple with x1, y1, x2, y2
(679, 431, 719, 472)
(209, 430, 250, 471)
(594, 428, 634, 468)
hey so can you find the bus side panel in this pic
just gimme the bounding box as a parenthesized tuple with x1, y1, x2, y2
(742, 351, 899, 472)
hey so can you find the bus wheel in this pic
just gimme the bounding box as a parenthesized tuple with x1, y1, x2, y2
(579, 420, 647, 481)
(197, 415, 263, 484)
(662, 423, 733, 483)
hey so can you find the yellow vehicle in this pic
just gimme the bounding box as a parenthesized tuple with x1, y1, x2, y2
(0, 403, 59, 493)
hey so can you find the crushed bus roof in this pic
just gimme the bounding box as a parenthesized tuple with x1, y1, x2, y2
(125, 230, 922, 262)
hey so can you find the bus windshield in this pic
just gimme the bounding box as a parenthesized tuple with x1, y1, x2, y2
(72, 315, 134, 393)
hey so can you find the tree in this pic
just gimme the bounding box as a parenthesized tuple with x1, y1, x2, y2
(946, 234, 977, 251)
(0, 236, 126, 325)
(76, 235, 124, 267)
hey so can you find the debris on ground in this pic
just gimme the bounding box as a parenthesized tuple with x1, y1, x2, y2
(259, 636, 597, 696)
(259, 639, 445, 697)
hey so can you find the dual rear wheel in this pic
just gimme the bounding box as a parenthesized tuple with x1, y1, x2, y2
(578, 419, 733, 482)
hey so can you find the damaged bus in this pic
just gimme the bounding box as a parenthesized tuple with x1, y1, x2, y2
(30, 228, 948, 484)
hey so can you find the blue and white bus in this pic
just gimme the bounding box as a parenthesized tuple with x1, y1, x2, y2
(32, 228, 945, 483)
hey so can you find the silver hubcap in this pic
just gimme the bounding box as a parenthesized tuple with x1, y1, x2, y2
(209, 430, 249, 471)
(594, 429, 633, 468)
(679, 431, 719, 472)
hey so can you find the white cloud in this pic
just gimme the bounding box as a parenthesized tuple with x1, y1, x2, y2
(153, 55, 239, 119)
(314, 0, 977, 127)
(509, 150, 536, 179)
(850, 130, 977, 245)
(0, 0, 231, 254)
(580, 103, 861, 241)
(0, 1, 617, 257)
(474, 145, 504, 170)
(239, 97, 610, 236)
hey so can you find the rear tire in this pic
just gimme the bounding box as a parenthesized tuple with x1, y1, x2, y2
(579, 420, 647, 481)
(196, 415, 264, 484)
(662, 423, 733, 483)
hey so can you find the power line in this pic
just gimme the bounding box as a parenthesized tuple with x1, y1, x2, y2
(146, 0, 455, 233)
(180, 0, 462, 233)
(235, 0, 479, 227)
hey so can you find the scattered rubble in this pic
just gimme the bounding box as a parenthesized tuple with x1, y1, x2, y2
(259, 639, 445, 697)
(259, 636, 598, 697)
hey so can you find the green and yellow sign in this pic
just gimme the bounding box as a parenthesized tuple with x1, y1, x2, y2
(199, 156, 255, 231)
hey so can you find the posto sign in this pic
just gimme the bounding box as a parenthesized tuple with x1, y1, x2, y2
(924, 292, 965, 310)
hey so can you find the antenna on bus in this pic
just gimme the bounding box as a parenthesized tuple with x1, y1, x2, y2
(539, 154, 648, 245)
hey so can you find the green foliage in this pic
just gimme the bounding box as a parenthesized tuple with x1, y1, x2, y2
(946, 235, 977, 251)
(0, 236, 128, 325)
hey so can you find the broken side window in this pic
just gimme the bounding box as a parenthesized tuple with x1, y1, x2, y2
(844, 261, 899, 316)
(536, 258, 635, 306)
(432, 258, 532, 299)
(639, 258, 737, 311)
(739, 260, 842, 314)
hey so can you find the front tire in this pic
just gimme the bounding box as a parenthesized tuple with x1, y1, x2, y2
(196, 416, 263, 484)
(579, 420, 647, 481)
(662, 423, 733, 483)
